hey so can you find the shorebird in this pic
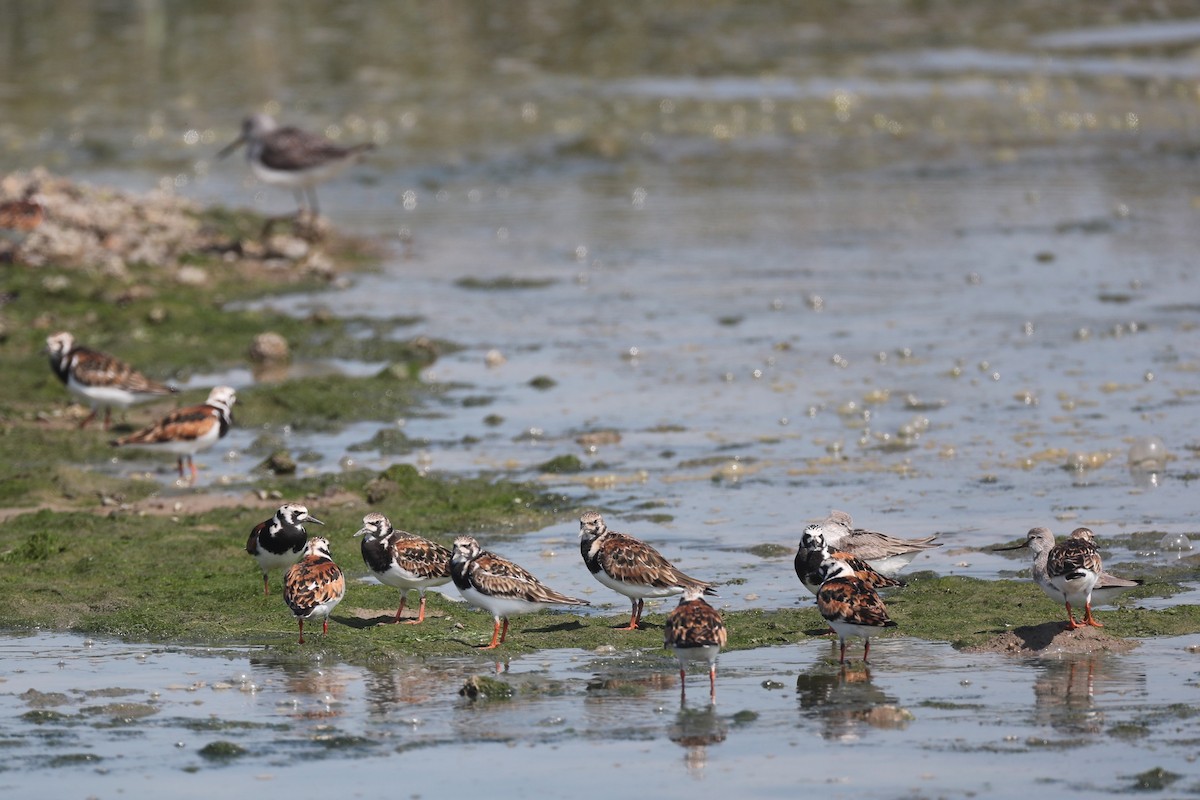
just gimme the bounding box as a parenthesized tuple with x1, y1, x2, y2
(994, 526, 1123, 629)
(578, 511, 717, 630)
(818, 510, 940, 577)
(815, 558, 898, 664)
(794, 524, 904, 597)
(283, 537, 345, 645)
(449, 535, 589, 649)
(218, 113, 374, 221)
(45, 331, 178, 430)
(1067, 527, 1143, 605)
(356, 512, 452, 624)
(110, 386, 235, 482)
(663, 587, 727, 704)
(246, 504, 324, 596)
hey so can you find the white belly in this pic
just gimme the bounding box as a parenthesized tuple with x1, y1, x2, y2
(670, 644, 720, 668)
(255, 548, 303, 575)
(376, 565, 450, 593)
(459, 586, 543, 619)
(296, 594, 342, 621)
(593, 569, 684, 601)
(251, 159, 351, 190)
(1050, 574, 1096, 605)
(66, 376, 139, 409)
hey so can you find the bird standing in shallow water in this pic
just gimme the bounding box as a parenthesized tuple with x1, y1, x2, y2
(664, 586, 727, 704)
(995, 526, 1107, 630)
(450, 535, 589, 649)
(218, 113, 374, 226)
(246, 504, 324, 596)
(816, 558, 898, 664)
(356, 512, 452, 625)
(283, 537, 345, 645)
(110, 386, 235, 483)
(578, 510, 716, 630)
(818, 510, 941, 576)
(45, 331, 178, 430)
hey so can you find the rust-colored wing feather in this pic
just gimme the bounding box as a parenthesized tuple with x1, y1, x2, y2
(284, 558, 345, 617)
(114, 404, 217, 445)
(72, 348, 175, 395)
(470, 552, 588, 605)
(664, 599, 727, 648)
(1047, 538, 1102, 580)
(246, 518, 269, 556)
(832, 549, 904, 590)
(817, 578, 895, 628)
(391, 533, 452, 581)
(599, 532, 713, 592)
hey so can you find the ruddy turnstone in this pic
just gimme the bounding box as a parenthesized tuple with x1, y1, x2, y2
(578, 510, 717, 630)
(818, 509, 940, 577)
(450, 535, 589, 649)
(794, 524, 904, 596)
(816, 558, 898, 664)
(110, 385, 235, 482)
(283, 536, 346, 644)
(355, 512, 452, 624)
(1067, 527, 1143, 605)
(45, 331, 178, 430)
(246, 503, 324, 596)
(218, 113, 375, 221)
(663, 586, 727, 703)
(994, 526, 1109, 629)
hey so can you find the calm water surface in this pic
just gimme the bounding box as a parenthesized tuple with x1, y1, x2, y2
(2, 2, 1199, 796)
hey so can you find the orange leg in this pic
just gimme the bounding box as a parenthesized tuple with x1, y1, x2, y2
(188, 457, 198, 483)
(863, 638, 872, 663)
(297, 618, 305, 645)
(1064, 602, 1083, 630)
(322, 617, 329, 636)
(679, 667, 687, 702)
(1082, 602, 1104, 628)
(261, 573, 270, 596)
(393, 594, 408, 623)
(401, 594, 427, 625)
(79, 408, 98, 429)
(498, 618, 510, 644)
(618, 598, 644, 630)
(708, 664, 717, 703)
(480, 618, 503, 649)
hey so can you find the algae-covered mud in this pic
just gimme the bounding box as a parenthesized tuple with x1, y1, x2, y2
(3, 1, 1200, 797)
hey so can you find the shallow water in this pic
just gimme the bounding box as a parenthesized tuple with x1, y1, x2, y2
(3, 2, 1200, 796)
(3, 631, 1200, 798)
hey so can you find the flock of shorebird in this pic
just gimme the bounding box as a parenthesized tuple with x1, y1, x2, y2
(45, 331, 236, 483)
(28, 115, 1144, 704)
(242, 503, 1137, 703)
(38, 331, 1140, 703)
(32, 115, 384, 483)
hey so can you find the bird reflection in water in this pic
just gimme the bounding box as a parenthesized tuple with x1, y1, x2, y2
(251, 656, 352, 720)
(1030, 653, 1139, 736)
(667, 705, 728, 778)
(796, 662, 912, 741)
